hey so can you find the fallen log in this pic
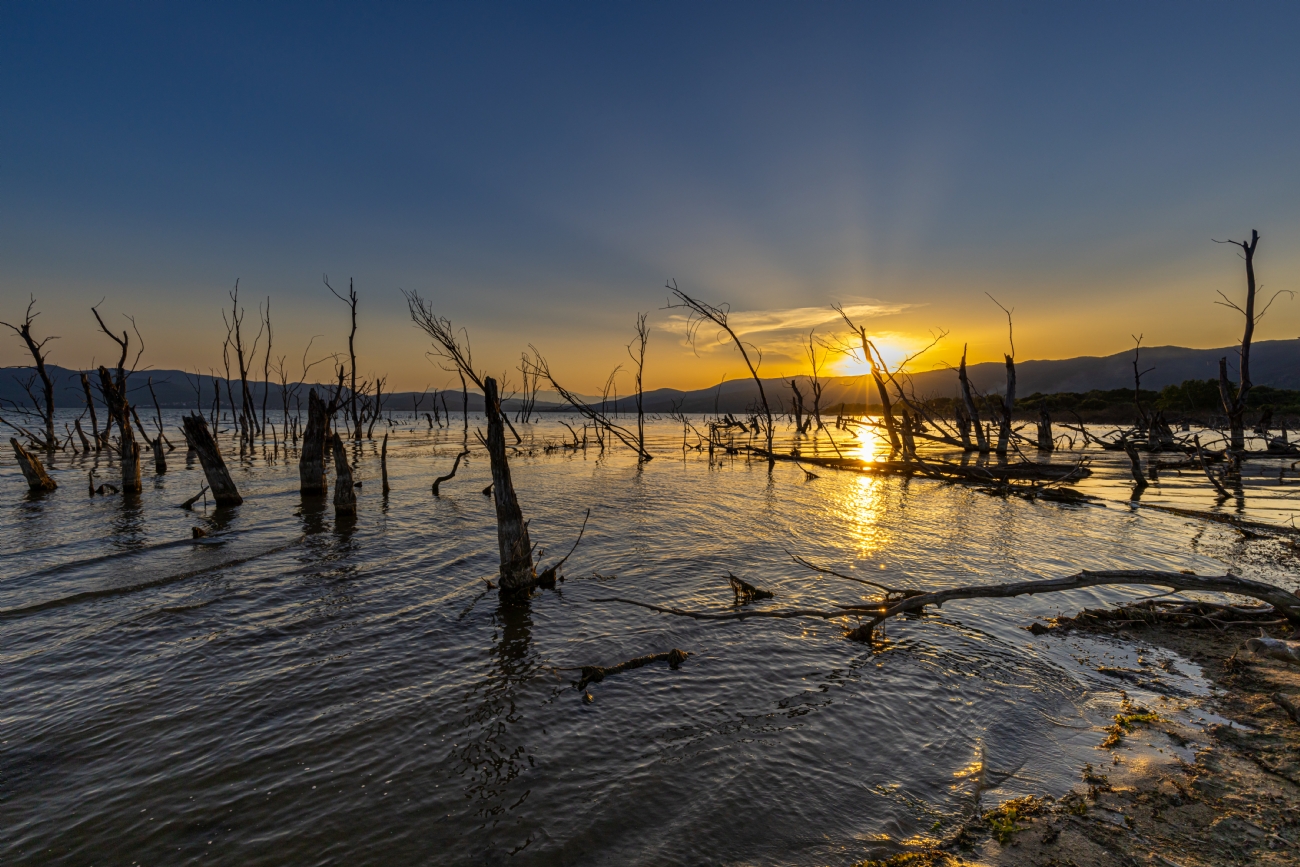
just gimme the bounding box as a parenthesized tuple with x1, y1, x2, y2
(10, 437, 56, 491)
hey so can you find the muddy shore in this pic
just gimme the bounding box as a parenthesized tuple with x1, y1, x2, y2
(860, 612, 1300, 867)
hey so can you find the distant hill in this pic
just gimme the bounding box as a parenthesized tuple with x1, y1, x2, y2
(3, 340, 1296, 415)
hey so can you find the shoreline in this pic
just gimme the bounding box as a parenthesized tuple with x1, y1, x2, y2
(860, 611, 1300, 866)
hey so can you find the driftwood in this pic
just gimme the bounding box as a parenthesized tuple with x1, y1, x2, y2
(728, 573, 773, 603)
(483, 376, 535, 599)
(299, 388, 329, 495)
(597, 569, 1300, 644)
(1273, 693, 1300, 727)
(574, 648, 690, 690)
(432, 451, 467, 496)
(330, 432, 356, 514)
(1245, 637, 1300, 666)
(182, 414, 243, 507)
(10, 437, 56, 491)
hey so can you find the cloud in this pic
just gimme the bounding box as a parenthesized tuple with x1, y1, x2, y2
(664, 299, 913, 337)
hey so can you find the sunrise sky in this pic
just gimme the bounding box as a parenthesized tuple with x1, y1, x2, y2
(3, 3, 1299, 393)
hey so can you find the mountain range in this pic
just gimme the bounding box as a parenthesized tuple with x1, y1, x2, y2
(3, 340, 1296, 416)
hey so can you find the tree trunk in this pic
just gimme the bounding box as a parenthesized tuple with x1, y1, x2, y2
(995, 354, 1015, 456)
(1036, 406, 1053, 452)
(958, 346, 988, 453)
(380, 431, 390, 496)
(330, 432, 356, 514)
(97, 366, 141, 494)
(182, 414, 243, 506)
(1220, 356, 1245, 450)
(11, 437, 56, 490)
(299, 388, 329, 495)
(80, 372, 102, 450)
(153, 436, 167, 474)
(485, 376, 535, 599)
(75, 418, 91, 452)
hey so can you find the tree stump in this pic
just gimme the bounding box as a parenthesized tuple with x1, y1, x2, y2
(181, 414, 243, 507)
(10, 437, 56, 491)
(330, 432, 356, 514)
(299, 388, 329, 496)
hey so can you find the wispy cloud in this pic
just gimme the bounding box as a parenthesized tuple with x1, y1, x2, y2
(664, 299, 913, 337)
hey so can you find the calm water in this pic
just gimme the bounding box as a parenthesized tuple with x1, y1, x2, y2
(2, 411, 1298, 865)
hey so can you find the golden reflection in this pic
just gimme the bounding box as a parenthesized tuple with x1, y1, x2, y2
(844, 472, 888, 554)
(849, 424, 889, 463)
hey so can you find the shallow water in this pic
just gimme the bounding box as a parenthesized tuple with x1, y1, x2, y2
(2, 412, 1298, 865)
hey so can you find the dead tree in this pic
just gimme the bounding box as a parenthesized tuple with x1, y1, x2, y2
(431, 450, 466, 495)
(666, 281, 774, 454)
(1210, 230, 1293, 450)
(789, 379, 805, 434)
(330, 432, 356, 514)
(147, 378, 167, 474)
(260, 298, 273, 433)
(325, 276, 362, 441)
(10, 437, 57, 491)
(527, 348, 652, 461)
(299, 388, 329, 495)
(96, 365, 142, 494)
(805, 330, 826, 431)
(404, 291, 525, 443)
(79, 372, 102, 450)
(1130, 333, 1155, 429)
(627, 312, 649, 458)
(833, 304, 900, 451)
(380, 431, 390, 495)
(222, 282, 264, 447)
(987, 294, 1016, 456)
(956, 345, 982, 454)
(182, 414, 243, 507)
(483, 376, 535, 599)
(1, 297, 58, 449)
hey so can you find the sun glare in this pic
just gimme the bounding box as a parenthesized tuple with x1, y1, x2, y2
(832, 337, 916, 378)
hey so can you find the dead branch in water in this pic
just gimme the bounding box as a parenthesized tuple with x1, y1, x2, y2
(572, 648, 690, 691)
(10, 437, 56, 491)
(728, 573, 773, 603)
(526, 348, 651, 460)
(595, 569, 1300, 644)
(535, 508, 591, 590)
(432, 451, 468, 496)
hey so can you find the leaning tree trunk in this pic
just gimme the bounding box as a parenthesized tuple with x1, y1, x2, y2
(97, 366, 141, 494)
(330, 433, 356, 514)
(299, 388, 329, 495)
(10, 437, 56, 491)
(79, 372, 102, 450)
(182, 414, 243, 507)
(484, 376, 535, 599)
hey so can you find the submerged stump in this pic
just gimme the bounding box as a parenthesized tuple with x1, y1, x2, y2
(182, 414, 243, 507)
(299, 388, 329, 496)
(10, 437, 56, 491)
(330, 432, 356, 514)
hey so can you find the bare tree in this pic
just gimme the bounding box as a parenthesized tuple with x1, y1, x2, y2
(1, 297, 58, 450)
(665, 280, 774, 455)
(526, 347, 653, 461)
(325, 276, 361, 441)
(832, 304, 899, 451)
(986, 294, 1016, 456)
(261, 297, 273, 434)
(1212, 230, 1291, 450)
(804, 330, 827, 432)
(627, 312, 649, 459)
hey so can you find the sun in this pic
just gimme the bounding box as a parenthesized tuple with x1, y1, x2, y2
(832, 336, 916, 377)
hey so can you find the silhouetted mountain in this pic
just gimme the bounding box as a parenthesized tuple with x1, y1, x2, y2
(4, 340, 1297, 416)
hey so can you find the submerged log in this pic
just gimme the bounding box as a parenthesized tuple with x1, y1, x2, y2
(299, 388, 329, 496)
(729, 573, 773, 603)
(484, 376, 535, 599)
(182, 414, 243, 507)
(574, 648, 690, 690)
(330, 432, 356, 514)
(10, 437, 56, 491)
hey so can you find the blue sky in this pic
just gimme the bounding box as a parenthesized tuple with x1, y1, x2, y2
(3, 3, 1299, 391)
